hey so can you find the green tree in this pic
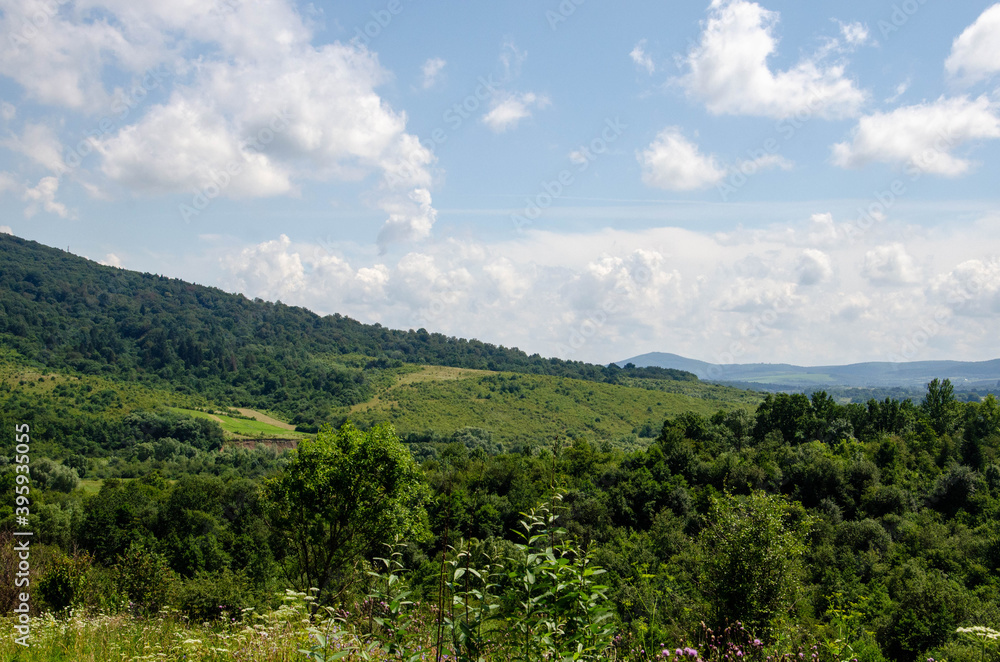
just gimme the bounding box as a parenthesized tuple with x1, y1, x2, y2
(262, 421, 428, 603)
(922, 378, 958, 437)
(700, 490, 813, 639)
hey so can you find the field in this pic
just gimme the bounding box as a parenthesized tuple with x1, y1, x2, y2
(340, 365, 763, 446)
(168, 407, 306, 440)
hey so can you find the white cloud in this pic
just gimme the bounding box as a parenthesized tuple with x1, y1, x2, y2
(831, 95, 1000, 176)
(862, 244, 919, 285)
(839, 21, 870, 47)
(678, 0, 866, 119)
(738, 152, 794, 174)
(0, 225, 12, 234)
(222, 234, 308, 301)
(23, 176, 71, 218)
(0, 1, 439, 248)
(630, 40, 655, 74)
(211, 213, 1000, 365)
(420, 57, 446, 89)
(100, 253, 123, 267)
(98, 97, 293, 197)
(376, 187, 437, 253)
(945, 4, 1000, 85)
(929, 258, 1000, 317)
(0, 102, 14, 121)
(834, 292, 871, 322)
(499, 41, 527, 81)
(638, 128, 726, 191)
(0, 171, 19, 194)
(885, 80, 910, 104)
(3, 123, 67, 174)
(796, 249, 833, 285)
(0, 0, 130, 111)
(482, 92, 548, 133)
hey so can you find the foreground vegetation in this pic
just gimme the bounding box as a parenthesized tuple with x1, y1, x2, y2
(3, 377, 1000, 662)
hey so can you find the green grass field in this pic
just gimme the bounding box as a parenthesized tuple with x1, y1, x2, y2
(339, 366, 763, 447)
(169, 407, 306, 440)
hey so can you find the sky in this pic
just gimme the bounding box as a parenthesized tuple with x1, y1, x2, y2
(2, 0, 1000, 367)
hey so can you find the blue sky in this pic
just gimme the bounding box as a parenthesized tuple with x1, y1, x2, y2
(2, 0, 1000, 366)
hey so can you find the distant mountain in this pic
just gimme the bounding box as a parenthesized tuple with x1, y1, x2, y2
(618, 351, 1000, 390)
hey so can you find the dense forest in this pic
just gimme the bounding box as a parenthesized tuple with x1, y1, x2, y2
(2, 235, 1000, 662)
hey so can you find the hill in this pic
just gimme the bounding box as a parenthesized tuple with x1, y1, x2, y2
(0, 234, 759, 450)
(620, 351, 1000, 392)
(0, 234, 696, 428)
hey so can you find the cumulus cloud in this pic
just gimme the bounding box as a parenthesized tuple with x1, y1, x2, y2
(0, 0, 131, 111)
(678, 0, 866, 119)
(99, 253, 123, 267)
(23, 176, 71, 218)
(98, 97, 293, 197)
(482, 92, 548, 133)
(630, 40, 655, 74)
(831, 95, 1000, 176)
(929, 258, 1000, 317)
(0, 0, 439, 248)
(639, 127, 791, 191)
(478, 42, 547, 134)
(0, 225, 12, 234)
(946, 4, 1000, 85)
(2, 123, 67, 174)
(796, 249, 833, 286)
(376, 187, 437, 253)
(638, 128, 726, 191)
(862, 244, 919, 285)
(212, 213, 1000, 365)
(420, 57, 446, 89)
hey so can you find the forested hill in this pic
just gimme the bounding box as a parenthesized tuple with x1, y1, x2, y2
(0, 235, 694, 417)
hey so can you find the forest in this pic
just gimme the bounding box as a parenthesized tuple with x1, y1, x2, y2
(1, 235, 1000, 662)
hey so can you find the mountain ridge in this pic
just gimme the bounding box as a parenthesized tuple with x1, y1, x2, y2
(618, 351, 1000, 389)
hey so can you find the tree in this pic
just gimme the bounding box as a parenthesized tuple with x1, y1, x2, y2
(262, 421, 428, 602)
(700, 490, 812, 639)
(921, 378, 958, 437)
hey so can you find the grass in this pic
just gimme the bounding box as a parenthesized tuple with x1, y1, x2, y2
(76, 479, 104, 497)
(169, 407, 306, 440)
(340, 368, 763, 447)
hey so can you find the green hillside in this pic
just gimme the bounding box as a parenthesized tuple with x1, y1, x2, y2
(0, 234, 699, 429)
(341, 365, 761, 447)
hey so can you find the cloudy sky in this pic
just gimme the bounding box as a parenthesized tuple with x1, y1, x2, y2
(2, 0, 1000, 367)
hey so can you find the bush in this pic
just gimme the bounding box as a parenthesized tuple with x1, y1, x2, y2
(115, 542, 175, 615)
(700, 491, 813, 640)
(171, 568, 258, 621)
(38, 552, 92, 612)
